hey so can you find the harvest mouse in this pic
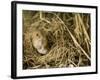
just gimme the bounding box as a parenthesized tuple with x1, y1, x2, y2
(31, 30, 48, 54)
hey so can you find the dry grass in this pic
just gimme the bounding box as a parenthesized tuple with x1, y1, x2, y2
(23, 10, 91, 69)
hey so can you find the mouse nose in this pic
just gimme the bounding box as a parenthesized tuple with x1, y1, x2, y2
(37, 47, 48, 54)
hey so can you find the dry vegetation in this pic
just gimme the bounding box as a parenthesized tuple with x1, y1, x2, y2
(23, 10, 91, 69)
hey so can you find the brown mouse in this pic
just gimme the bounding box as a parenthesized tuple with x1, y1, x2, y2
(31, 30, 48, 54)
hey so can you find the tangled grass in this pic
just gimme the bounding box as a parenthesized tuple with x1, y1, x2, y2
(23, 10, 91, 69)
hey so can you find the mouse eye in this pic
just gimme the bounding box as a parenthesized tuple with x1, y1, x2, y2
(36, 33, 41, 38)
(36, 33, 39, 36)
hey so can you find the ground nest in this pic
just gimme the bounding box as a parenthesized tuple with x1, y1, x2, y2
(23, 10, 91, 69)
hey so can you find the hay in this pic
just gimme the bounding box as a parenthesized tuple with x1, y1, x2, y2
(23, 10, 91, 69)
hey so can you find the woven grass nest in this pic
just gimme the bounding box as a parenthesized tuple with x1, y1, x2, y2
(23, 11, 91, 69)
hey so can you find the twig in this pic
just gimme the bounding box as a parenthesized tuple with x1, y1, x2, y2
(39, 11, 51, 24)
(68, 59, 77, 67)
